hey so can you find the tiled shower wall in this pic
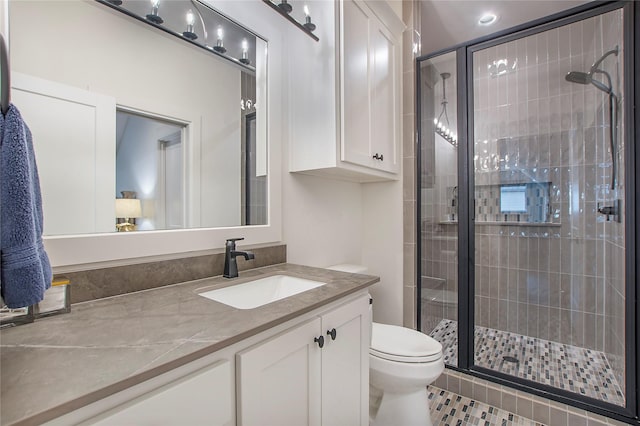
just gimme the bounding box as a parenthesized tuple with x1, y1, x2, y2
(402, 0, 421, 329)
(472, 9, 625, 388)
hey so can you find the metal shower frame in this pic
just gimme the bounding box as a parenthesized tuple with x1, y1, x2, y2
(415, 0, 637, 423)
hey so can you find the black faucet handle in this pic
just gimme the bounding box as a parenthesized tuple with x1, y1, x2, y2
(226, 237, 245, 248)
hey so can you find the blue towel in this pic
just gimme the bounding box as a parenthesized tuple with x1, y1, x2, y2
(0, 104, 52, 308)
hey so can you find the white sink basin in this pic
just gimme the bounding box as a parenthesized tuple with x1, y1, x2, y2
(199, 275, 326, 309)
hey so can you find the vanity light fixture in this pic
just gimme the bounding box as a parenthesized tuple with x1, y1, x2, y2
(277, 0, 292, 14)
(303, 5, 316, 32)
(182, 9, 198, 40)
(146, 0, 163, 24)
(478, 13, 497, 26)
(262, 0, 319, 42)
(239, 39, 250, 65)
(213, 26, 226, 53)
(434, 72, 457, 147)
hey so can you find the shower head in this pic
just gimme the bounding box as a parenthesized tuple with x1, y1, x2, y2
(565, 71, 591, 85)
(565, 46, 618, 95)
(565, 70, 612, 94)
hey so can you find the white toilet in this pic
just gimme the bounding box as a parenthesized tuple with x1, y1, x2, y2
(327, 265, 444, 426)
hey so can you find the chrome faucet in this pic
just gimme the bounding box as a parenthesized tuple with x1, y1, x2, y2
(223, 238, 255, 278)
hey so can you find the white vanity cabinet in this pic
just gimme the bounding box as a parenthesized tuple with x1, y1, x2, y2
(41, 292, 370, 426)
(45, 354, 234, 426)
(288, 0, 404, 182)
(237, 295, 370, 426)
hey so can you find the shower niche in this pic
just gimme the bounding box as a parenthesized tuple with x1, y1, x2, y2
(444, 181, 553, 225)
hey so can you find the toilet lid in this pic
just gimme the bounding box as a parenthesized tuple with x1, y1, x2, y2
(370, 323, 442, 363)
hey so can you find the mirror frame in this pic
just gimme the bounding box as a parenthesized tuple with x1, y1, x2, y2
(1, 0, 282, 270)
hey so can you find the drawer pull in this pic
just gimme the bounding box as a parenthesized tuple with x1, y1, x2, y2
(314, 335, 325, 348)
(327, 328, 337, 340)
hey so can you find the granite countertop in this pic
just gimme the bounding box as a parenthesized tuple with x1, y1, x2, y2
(0, 264, 378, 426)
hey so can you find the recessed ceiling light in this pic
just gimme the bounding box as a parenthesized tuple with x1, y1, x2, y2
(478, 13, 498, 26)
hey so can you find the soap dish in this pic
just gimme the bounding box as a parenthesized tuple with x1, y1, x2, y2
(0, 277, 71, 328)
(35, 277, 71, 318)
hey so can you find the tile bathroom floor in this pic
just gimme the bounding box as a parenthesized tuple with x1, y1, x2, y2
(428, 386, 544, 426)
(429, 319, 625, 406)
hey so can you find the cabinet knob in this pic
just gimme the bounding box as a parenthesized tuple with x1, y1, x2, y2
(372, 153, 384, 161)
(314, 335, 325, 348)
(327, 328, 337, 340)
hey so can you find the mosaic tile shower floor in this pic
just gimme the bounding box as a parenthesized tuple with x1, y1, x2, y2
(428, 319, 625, 406)
(428, 386, 543, 426)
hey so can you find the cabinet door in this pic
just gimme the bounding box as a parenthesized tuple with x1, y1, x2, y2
(85, 360, 232, 426)
(321, 295, 370, 426)
(341, 0, 399, 174)
(237, 318, 322, 426)
(341, 0, 372, 168)
(370, 23, 398, 174)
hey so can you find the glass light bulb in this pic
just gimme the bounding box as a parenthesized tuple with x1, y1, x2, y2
(433, 118, 438, 125)
(186, 10, 194, 25)
(242, 39, 248, 53)
(150, 0, 159, 7)
(437, 122, 442, 130)
(445, 128, 450, 136)
(217, 26, 223, 40)
(304, 5, 310, 17)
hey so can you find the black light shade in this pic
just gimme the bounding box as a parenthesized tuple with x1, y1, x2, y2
(146, 13, 163, 24)
(183, 31, 197, 40)
(303, 17, 316, 32)
(277, 0, 292, 14)
(106, 0, 123, 5)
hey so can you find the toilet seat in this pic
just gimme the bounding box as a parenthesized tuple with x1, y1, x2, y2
(371, 323, 442, 363)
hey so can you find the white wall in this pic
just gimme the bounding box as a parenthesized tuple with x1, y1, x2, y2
(283, 0, 404, 325)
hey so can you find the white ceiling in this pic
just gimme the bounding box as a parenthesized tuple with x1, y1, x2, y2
(420, 0, 592, 54)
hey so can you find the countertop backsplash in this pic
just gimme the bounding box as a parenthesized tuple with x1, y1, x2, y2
(64, 244, 286, 304)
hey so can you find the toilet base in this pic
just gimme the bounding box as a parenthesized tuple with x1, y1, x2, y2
(369, 385, 432, 426)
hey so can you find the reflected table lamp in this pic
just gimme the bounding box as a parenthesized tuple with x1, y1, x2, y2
(115, 198, 142, 232)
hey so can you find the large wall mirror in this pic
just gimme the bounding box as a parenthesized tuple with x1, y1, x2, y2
(8, 0, 268, 238)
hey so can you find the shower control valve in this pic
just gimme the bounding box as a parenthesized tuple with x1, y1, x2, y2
(597, 199, 621, 223)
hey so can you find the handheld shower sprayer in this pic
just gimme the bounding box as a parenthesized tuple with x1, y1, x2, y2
(565, 46, 618, 94)
(565, 46, 619, 190)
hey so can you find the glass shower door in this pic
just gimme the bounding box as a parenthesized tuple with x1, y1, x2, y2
(418, 50, 459, 367)
(471, 9, 626, 405)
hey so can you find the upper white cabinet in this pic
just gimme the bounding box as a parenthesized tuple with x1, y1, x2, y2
(289, 0, 404, 182)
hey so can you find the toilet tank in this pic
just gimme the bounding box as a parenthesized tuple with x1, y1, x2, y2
(326, 264, 368, 274)
(327, 264, 372, 344)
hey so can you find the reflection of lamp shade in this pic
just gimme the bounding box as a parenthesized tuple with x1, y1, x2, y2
(115, 199, 142, 218)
